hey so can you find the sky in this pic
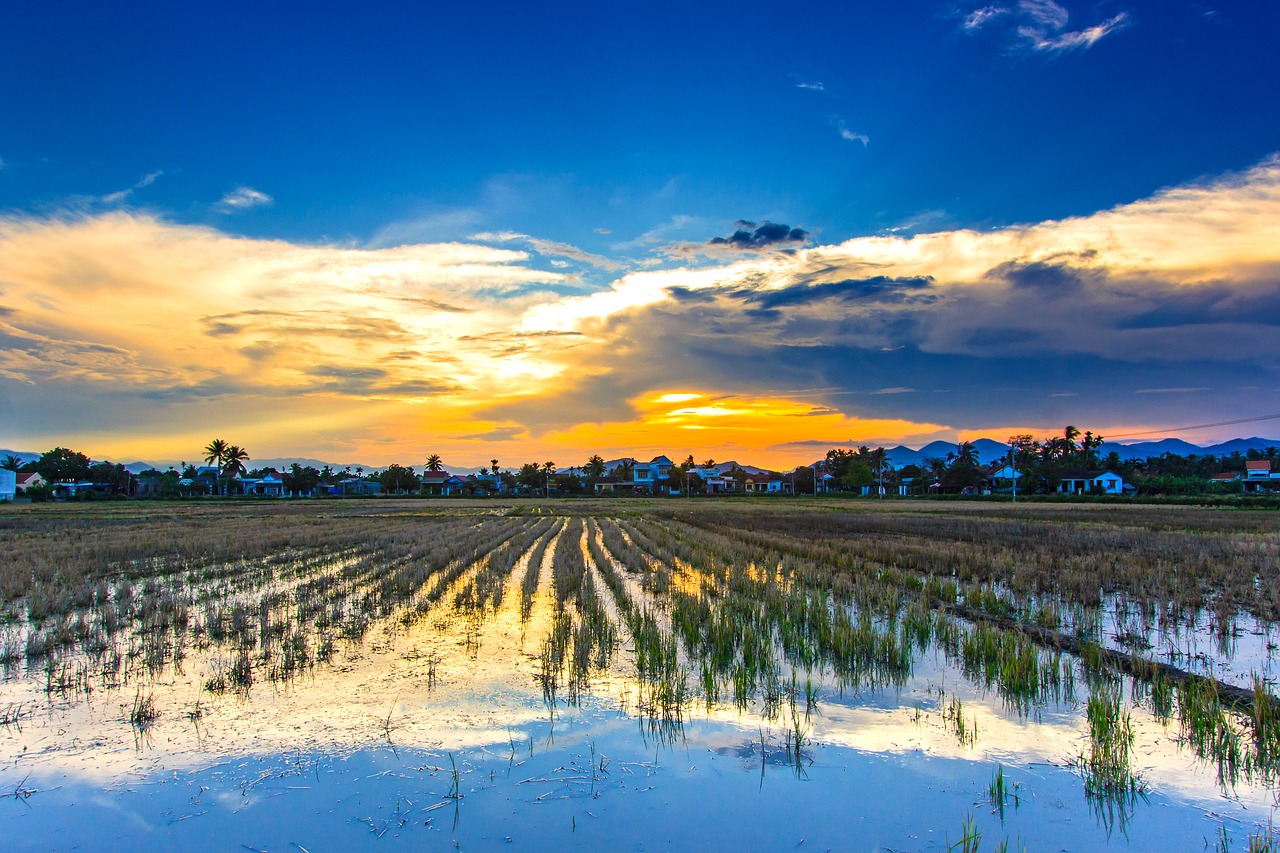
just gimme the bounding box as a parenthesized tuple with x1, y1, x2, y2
(2, 1, 1280, 469)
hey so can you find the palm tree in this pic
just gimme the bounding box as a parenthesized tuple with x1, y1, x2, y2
(702, 458, 716, 469)
(425, 454, 444, 472)
(585, 454, 606, 478)
(1062, 425, 1081, 457)
(221, 445, 250, 495)
(1, 454, 21, 472)
(869, 447, 889, 497)
(201, 439, 229, 495)
(542, 461, 556, 497)
(491, 458, 500, 474)
(203, 438, 228, 471)
(956, 441, 978, 466)
(222, 445, 250, 477)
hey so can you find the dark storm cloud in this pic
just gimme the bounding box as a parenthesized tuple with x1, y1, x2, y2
(1115, 280, 1280, 329)
(989, 259, 1087, 294)
(667, 286, 717, 304)
(708, 221, 809, 251)
(739, 275, 935, 309)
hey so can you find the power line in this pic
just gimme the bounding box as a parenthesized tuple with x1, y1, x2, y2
(1106, 413, 1280, 440)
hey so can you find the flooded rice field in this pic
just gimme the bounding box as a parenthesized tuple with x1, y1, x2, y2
(3, 499, 1280, 850)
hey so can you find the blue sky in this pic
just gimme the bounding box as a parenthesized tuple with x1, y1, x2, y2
(8, 2, 1275, 247)
(2, 2, 1280, 466)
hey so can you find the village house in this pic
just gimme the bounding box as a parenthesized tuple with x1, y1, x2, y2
(470, 473, 506, 495)
(1244, 460, 1280, 492)
(988, 464, 1022, 490)
(744, 472, 793, 494)
(52, 481, 109, 499)
(236, 470, 285, 497)
(590, 475, 632, 494)
(188, 465, 220, 495)
(631, 456, 674, 492)
(0, 469, 15, 501)
(421, 471, 464, 496)
(333, 477, 382, 496)
(1056, 469, 1128, 494)
(15, 472, 46, 494)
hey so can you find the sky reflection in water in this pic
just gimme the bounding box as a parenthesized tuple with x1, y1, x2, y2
(2, 518, 1277, 851)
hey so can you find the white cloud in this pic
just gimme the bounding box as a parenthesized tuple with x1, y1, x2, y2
(1018, 0, 1069, 29)
(471, 231, 625, 271)
(796, 80, 826, 91)
(215, 186, 273, 213)
(963, 5, 1009, 30)
(1022, 12, 1129, 51)
(835, 120, 869, 146)
(469, 231, 524, 242)
(964, 2, 1129, 54)
(100, 170, 165, 205)
(840, 128, 870, 146)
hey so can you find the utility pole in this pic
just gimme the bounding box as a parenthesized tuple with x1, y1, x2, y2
(1010, 444, 1018, 504)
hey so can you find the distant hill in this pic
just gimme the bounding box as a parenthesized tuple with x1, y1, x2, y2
(1097, 437, 1280, 461)
(881, 438, 1011, 469)
(816, 436, 1280, 470)
(1201, 437, 1280, 456)
(1096, 438, 1202, 460)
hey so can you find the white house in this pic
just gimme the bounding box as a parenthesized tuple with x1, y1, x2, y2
(0, 469, 15, 501)
(237, 471, 285, 497)
(15, 472, 45, 494)
(1058, 470, 1128, 494)
(1244, 460, 1280, 492)
(989, 464, 1022, 483)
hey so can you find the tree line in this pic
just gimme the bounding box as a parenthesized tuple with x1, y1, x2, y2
(3, 426, 1276, 500)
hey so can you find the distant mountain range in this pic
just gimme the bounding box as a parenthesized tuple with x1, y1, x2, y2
(875, 437, 1280, 469)
(4, 437, 1279, 479)
(0, 451, 404, 477)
